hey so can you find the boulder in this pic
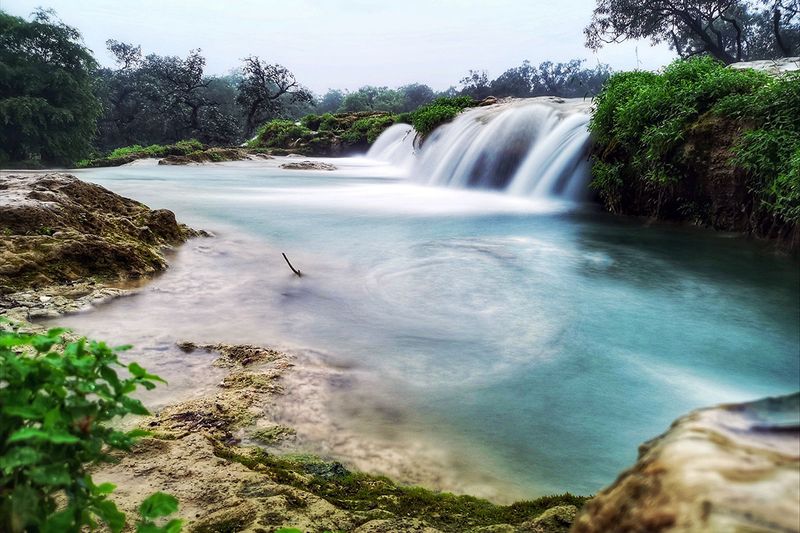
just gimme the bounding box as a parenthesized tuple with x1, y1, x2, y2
(280, 160, 337, 171)
(0, 173, 197, 290)
(572, 393, 800, 532)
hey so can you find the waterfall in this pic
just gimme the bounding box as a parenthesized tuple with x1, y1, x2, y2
(367, 98, 592, 200)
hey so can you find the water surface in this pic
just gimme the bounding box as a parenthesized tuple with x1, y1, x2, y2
(53, 158, 800, 499)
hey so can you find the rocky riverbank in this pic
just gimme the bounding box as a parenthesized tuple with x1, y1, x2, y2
(0, 173, 587, 531)
(0, 173, 202, 321)
(94, 342, 587, 532)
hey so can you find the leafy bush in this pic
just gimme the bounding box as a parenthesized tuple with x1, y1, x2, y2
(589, 57, 799, 228)
(250, 120, 314, 148)
(0, 325, 182, 532)
(79, 139, 204, 167)
(341, 115, 397, 144)
(410, 96, 477, 137)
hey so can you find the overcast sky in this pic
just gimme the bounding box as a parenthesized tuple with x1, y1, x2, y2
(1, 0, 676, 93)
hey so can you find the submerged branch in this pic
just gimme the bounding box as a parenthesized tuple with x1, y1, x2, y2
(282, 252, 302, 277)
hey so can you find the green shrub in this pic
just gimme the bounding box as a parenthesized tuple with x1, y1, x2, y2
(252, 120, 315, 148)
(0, 325, 182, 532)
(341, 115, 397, 144)
(589, 57, 799, 225)
(410, 96, 477, 137)
(107, 144, 146, 159)
(300, 114, 323, 130)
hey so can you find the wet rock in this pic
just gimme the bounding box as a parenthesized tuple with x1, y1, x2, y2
(355, 518, 441, 532)
(280, 160, 337, 171)
(0, 173, 198, 292)
(522, 505, 576, 532)
(479, 96, 499, 106)
(572, 393, 800, 533)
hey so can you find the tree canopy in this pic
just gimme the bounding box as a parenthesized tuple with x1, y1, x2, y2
(585, 0, 800, 63)
(0, 9, 100, 164)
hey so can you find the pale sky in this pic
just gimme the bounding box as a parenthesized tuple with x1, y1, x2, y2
(0, 0, 676, 93)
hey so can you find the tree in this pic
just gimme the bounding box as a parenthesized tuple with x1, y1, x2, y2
(95, 45, 244, 149)
(0, 9, 100, 164)
(315, 89, 345, 113)
(459, 70, 492, 99)
(585, 0, 799, 64)
(237, 56, 312, 136)
(399, 83, 436, 111)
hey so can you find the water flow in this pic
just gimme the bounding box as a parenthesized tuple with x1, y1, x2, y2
(367, 99, 592, 200)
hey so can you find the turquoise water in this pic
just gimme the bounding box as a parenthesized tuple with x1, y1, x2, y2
(56, 158, 799, 499)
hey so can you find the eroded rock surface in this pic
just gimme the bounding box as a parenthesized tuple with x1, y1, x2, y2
(0, 173, 196, 287)
(95, 343, 587, 532)
(572, 393, 800, 533)
(280, 160, 337, 171)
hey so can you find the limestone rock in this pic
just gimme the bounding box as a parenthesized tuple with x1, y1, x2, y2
(280, 160, 337, 171)
(0, 172, 197, 296)
(572, 393, 800, 533)
(730, 57, 799, 75)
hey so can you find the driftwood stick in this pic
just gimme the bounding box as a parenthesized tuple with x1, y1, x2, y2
(282, 252, 302, 277)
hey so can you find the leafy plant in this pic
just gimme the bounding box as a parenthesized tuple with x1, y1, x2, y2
(410, 96, 477, 137)
(0, 325, 182, 532)
(589, 57, 799, 230)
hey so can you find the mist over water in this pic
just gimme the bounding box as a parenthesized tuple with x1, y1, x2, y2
(49, 111, 799, 500)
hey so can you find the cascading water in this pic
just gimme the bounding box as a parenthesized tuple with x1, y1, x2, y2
(367, 98, 592, 200)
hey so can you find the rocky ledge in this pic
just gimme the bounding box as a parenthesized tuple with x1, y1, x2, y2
(573, 393, 800, 532)
(0, 173, 199, 319)
(279, 160, 337, 171)
(96, 342, 587, 533)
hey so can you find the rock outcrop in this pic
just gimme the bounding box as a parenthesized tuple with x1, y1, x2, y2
(279, 160, 337, 171)
(572, 393, 800, 533)
(96, 342, 587, 532)
(158, 147, 250, 165)
(0, 173, 197, 293)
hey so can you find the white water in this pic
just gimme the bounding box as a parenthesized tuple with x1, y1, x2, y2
(367, 98, 592, 200)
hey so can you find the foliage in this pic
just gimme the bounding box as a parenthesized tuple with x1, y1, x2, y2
(341, 115, 398, 144)
(0, 325, 182, 532)
(585, 0, 799, 63)
(0, 9, 101, 165)
(78, 139, 203, 167)
(237, 56, 313, 136)
(95, 44, 243, 151)
(411, 96, 478, 137)
(312, 84, 439, 115)
(589, 56, 800, 229)
(250, 120, 314, 148)
(136, 492, 182, 533)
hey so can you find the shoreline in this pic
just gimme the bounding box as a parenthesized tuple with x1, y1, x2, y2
(0, 171, 590, 531)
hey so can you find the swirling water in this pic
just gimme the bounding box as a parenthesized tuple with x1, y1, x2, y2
(49, 155, 799, 501)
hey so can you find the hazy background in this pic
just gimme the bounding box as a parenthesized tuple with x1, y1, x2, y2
(0, 0, 675, 92)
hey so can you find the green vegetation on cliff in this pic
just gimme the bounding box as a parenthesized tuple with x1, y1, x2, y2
(250, 96, 480, 155)
(589, 57, 799, 246)
(248, 112, 401, 155)
(409, 96, 478, 136)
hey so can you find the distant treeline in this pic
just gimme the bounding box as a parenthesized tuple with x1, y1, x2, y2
(0, 8, 611, 165)
(4, 1, 797, 166)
